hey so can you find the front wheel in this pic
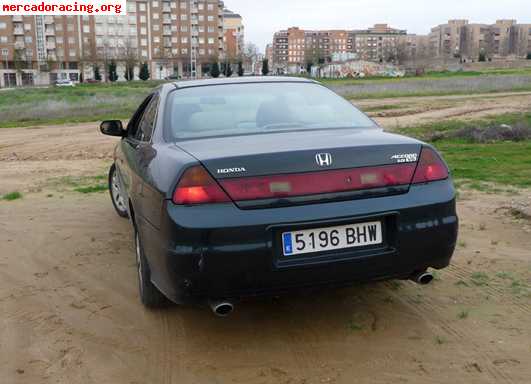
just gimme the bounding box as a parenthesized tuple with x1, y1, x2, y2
(108, 164, 128, 218)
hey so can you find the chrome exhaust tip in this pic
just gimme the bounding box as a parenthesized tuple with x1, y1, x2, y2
(209, 300, 234, 317)
(410, 271, 434, 285)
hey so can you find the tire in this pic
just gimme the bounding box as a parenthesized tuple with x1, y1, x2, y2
(108, 164, 128, 218)
(134, 229, 168, 308)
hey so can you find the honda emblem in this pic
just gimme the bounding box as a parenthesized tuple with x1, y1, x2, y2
(315, 153, 333, 167)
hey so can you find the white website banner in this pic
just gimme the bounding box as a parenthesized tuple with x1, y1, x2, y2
(0, 0, 126, 15)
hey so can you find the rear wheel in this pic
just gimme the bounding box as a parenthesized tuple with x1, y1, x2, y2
(135, 229, 168, 308)
(109, 164, 128, 218)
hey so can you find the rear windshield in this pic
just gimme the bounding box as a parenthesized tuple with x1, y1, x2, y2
(165, 82, 375, 140)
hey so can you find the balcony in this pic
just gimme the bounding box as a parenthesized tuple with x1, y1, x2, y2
(162, 17, 172, 24)
(44, 16, 54, 24)
(14, 41, 25, 49)
(12, 15, 23, 22)
(44, 28, 55, 35)
(46, 42, 56, 49)
(13, 28, 25, 35)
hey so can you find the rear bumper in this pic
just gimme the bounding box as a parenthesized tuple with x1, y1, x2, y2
(139, 180, 458, 304)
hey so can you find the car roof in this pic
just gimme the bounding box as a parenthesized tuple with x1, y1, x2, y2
(171, 76, 318, 89)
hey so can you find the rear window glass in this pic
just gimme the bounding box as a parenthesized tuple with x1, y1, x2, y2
(165, 82, 375, 140)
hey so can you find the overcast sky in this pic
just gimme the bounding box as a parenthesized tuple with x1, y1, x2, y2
(224, 0, 530, 52)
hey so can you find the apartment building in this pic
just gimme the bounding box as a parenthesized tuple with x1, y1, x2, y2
(1, 0, 234, 87)
(272, 27, 352, 73)
(0, 14, 84, 86)
(272, 24, 408, 73)
(429, 19, 531, 60)
(353, 24, 407, 62)
(222, 8, 244, 60)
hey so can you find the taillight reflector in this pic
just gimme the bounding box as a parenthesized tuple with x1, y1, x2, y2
(412, 147, 449, 184)
(219, 164, 417, 201)
(173, 166, 231, 205)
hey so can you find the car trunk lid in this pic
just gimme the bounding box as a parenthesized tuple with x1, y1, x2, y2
(175, 129, 422, 208)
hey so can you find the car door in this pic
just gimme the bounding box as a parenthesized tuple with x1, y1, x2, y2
(122, 93, 161, 225)
(117, 94, 155, 214)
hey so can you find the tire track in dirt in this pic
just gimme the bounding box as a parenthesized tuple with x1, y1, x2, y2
(445, 264, 531, 316)
(385, 281, 517, 384)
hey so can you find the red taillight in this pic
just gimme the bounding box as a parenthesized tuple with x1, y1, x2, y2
(219, 164, 417, 201)
(173, 166, 231, 205)
(412, 147, 449, 184)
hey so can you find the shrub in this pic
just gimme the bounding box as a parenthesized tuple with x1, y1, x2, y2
(108, 60, 118, 82)
(225, 62, 233, 77)
(94, 65, 101, 81)
(262, 59, 269, 76)
(139, 62, 150, 81)
(237, 61, 244, 77)
(527, 53, 531, 60)
(478, 52, 487, 62)
(210, 62, 220, 78)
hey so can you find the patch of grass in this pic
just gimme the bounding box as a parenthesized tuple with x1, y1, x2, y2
(435, 336, 446, 345)
(362, 104, 404, 113)
(436, 140, 531, 188)
(457, 309, 470, 319)
(496, 271, 513, 280)
(74, 184, 108, 194)
(470, 272, 490, 286)
(2, 191, 23, 201)
(348, 320, 363, 331)
(0, 82, 160, 128)
(388, 281, 403, 291)
(455, 280, 470, 287)
(343, 86, 531, 100)
(458, 240, 467, 248)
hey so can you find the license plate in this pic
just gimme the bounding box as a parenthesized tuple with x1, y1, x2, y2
(282, 221, 382, 256)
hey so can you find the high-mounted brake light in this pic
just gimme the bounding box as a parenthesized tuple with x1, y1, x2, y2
(173, 166, 231, 205)
(412, 147, 449, 184)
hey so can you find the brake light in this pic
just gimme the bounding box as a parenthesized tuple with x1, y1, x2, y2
(173, 166, 231, 205)
(219, 164, 417, 201)
(412, 147, 449, 184)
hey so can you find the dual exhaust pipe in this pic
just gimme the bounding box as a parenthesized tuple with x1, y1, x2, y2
(208, 271, 434, 316)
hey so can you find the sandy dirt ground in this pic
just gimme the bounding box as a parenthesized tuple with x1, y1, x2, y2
(1, 92, 530, 384)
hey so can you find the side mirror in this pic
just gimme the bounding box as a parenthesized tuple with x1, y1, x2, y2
(100, 120, 125, 137)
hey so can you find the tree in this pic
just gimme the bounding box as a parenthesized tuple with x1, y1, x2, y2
(139, 62, 150, 81)
(108, 60, 118, 82)
(237, 61, 244, 76)
(123, 39, 138, 81)
(210, 61, 220, 78)
(261, 59, 269, 76)
(13, 48, 26, 73)
(124, 64, 134, 81)
(225, 62, 233, 77)
(94, 65, 101, 81)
